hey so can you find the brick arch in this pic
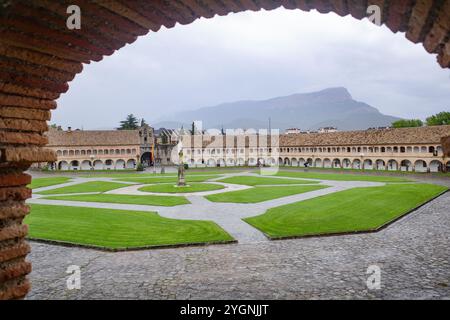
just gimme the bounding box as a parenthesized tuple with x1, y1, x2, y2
(1, 0, 450, 299)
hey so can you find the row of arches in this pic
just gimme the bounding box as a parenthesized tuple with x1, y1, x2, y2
(280, 158, 448, 173)
(52, 159, 137, 171)
(56, 148, 138, 157)
(281, 145, 442, 156)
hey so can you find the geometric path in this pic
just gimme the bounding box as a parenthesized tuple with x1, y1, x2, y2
(29, 173, 386, 243)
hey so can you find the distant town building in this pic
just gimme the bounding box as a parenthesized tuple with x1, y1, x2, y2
(285, 128, 301, 135)
(318, 127, 338, 133)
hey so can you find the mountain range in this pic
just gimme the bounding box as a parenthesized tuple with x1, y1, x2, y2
(153, 87, 401, 131)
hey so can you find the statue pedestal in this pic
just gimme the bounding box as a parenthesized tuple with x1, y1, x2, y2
(177, 165, 186, 186)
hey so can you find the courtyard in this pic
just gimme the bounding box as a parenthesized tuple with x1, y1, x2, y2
(24, 168, 450, 299)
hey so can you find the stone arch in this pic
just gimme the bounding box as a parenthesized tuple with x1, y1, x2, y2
(284, 158, 290, 166)
(387, 159, 398, 171)
(291, 158, 298, 167)
(104, 159, 115, 170)
(69, 160, 80, 170)
(115, 159, 126, 170)
(363, 159, 373, 170)
(400, 160, 413, 172)
(298, 158, 306, 167)
(207, 159, 216, 167)
(415, 160, 428, 172)
(93, 160, 104, 170)
(237, 158, 245, 166)
(342, 158, 351, 169)
(2, 0, 450, 300)
(352, 159, 361, 170)
(80, 160, 92, 171)
(332, 158, 341, 168)
(314, 158, 322, 168)
(127, 159, 136, 169)
(58, 161, 69, 171)
(429, 160, 443, 173)
(323, 158, 331, 168)
(375, 159, 385, 170)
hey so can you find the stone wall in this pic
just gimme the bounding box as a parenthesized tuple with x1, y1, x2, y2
(1, 0, 449, 299)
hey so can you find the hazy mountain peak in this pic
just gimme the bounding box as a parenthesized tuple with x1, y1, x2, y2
(155, 87, 400, 131)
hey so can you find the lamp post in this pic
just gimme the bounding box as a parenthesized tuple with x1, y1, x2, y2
(90, 154, 95, 171)
(360, 153, 365, 170)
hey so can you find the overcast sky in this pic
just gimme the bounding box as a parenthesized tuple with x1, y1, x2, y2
(53, 7, 450, 130)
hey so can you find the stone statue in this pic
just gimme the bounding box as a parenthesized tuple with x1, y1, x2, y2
(177, 149, 186, 186)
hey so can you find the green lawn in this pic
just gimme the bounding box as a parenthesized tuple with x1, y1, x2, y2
(42, 194, 189, 206)
(218, 176, 318, 186)
(28, 177, 72, 189)
(114, 175, 220, 184)
(139, 183, 225, 194)
(206, 185, 329, 203)
(26, 204, 233, 249)
(36, 181, 130, 195)
(274, 171, 411, 182)
(245, 184, 448, 238)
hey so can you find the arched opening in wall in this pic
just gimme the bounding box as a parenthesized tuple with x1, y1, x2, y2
(363, 159, 373, 170)
(2, 1, 450, 300)
(415, 160, 428, 172)
(401, 160, 413, 172)
(314, 158, 322, 168)
(376, 160, 385, 170)
(387, 159, 398, 171)
(429, 160, 443, 173)
(81, 160, 92, 171)
(323, 158, 331, 168)
(126, 159, 136, 169)
(332, 159, 341, 168)
(141, 152, 153, 167)
(93, 160, 104, 170)
(352, 159, 361, 169)
(70, 160, 80, 171)
(342, 158, 351, 169)
(58, 161, 69, 171)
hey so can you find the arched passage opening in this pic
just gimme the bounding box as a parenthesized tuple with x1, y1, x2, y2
(1, 0, 449, 300)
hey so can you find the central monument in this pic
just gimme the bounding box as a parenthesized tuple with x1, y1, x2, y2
(177, 149, 186, 186)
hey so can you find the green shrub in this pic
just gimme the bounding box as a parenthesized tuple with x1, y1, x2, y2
(136, 163, 145, 172)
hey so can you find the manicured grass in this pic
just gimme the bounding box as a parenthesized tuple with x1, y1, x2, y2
(36, 181, 130, 195)
(274, 171, 411, 182)
(26, 204, 233, 249)
(114, 175, 220, 184)
(218, 176, 318, 186)
(42, 194, 189, 206)
(139, 183, 225, 194)
(245, 184, 448, 238)
(206, 185, 329, 203)
(28, 177, 71, 189)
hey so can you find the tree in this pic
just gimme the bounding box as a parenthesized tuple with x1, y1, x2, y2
(118, 114, 139, 130)
(426, 111, 450, 126)
(391, 119, 423, 128)
(190, 121, 196, 135)
(140, 118, 148, 127)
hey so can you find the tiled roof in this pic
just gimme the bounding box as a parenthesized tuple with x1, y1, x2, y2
(46, 130, 140, 147)
(280, 126, 450, 146)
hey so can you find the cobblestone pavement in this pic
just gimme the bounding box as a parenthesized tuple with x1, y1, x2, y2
(27, 192, 450, 300)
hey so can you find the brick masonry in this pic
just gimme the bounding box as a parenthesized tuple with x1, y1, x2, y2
(0, 0, 449, 299)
